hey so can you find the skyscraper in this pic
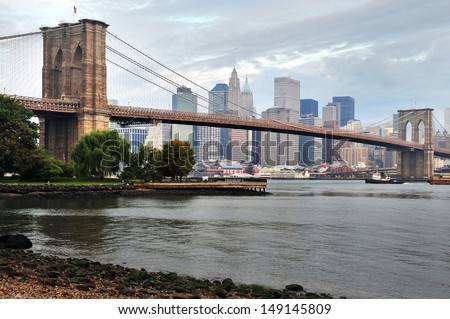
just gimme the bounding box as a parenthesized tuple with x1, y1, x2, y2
(300, 99, 319, 117)
(261, 107, 299, 166)
(209, 83, 229, 115)
(299, 115, 323, 166)
(332, 96, 355, 126)
(322, 103, 340, 128)
(227, 68, 241, 115)
(274, 77, 301, 111)
(240, 76, 255, 118)
(444, 107, 450, 133)
(172, 86, 197, 145)
(261, 77, 301, 166)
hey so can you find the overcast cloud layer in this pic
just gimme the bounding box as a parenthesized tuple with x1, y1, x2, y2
(1, 0, 450, 127)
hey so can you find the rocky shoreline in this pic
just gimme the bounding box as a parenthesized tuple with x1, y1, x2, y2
(0, 249, 334, 299)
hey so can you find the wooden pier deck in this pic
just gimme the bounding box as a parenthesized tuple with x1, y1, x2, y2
(133, 181, 267, 193)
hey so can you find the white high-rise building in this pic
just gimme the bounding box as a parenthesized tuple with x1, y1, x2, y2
(145, 123, 171, 150)
(444, 107, 450, 133)
(274, 77, 300, 111)
(322, 103, 341, 128)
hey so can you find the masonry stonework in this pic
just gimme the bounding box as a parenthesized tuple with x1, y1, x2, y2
(397, 108, 434, 181)
(39, 19, 110, 161)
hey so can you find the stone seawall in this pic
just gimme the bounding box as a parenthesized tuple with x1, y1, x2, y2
(0, 183, 268, 197)
(0, 184, 136, 196)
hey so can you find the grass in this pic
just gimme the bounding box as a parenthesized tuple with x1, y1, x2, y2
(0, 177, 124, 185)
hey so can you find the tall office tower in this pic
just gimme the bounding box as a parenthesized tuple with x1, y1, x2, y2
(172, 86, 197, 145)
(322, 103, 340, 128)
(332, 96, 355, 126)
(299, 115, 323, 166)
(274, 77, 301, 112)
(226, 68, 246, 162)
(209, 83, 229, 115)
(227, 68, 241, 114)
(144, 123, 171, 150)
(110, 122, 150, 153)
(200, 83, 229, 160)
(300, 99, 319, 117)
(240, 77, 256, 117)
(195, 126, 221, 162)
(261, 107, 299, 166)
(392, 113, 399, 132)
(445, 107, 450, 133)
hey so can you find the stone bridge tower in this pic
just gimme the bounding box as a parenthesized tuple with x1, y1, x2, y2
(39, 19, 110, 161)
(397, 108, 434, 181)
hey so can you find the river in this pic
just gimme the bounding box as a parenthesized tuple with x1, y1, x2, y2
(1, 180, 449, 298)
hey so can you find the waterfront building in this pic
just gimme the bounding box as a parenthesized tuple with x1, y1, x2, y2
(340, 146, 369, 167)
(300, 99, 319, 117)
(171, 86, 197, 145)
(333, 96, 355, 126)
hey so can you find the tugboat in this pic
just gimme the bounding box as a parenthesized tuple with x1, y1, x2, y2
(365, 172, 403, 184)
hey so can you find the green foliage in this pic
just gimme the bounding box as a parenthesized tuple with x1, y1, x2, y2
(160, 140, 196, 181)
(0, 95, 39, 175)
(139, 144, 163, 182)
(120, 152, 143, 180)
(71, 130, 130, 178)
(19, 147, 64, 181)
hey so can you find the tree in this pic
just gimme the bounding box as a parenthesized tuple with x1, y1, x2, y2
(0, 95, 39, 176)
(140, 144, 163, 182)
(19, 147, 64, 181)
(71, 130, 130, 178)
(160, 140, 196, 181)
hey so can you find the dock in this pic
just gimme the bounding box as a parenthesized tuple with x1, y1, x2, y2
(133, 180, 267, 193)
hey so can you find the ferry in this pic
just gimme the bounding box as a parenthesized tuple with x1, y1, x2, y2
(428, 175, 450, 185)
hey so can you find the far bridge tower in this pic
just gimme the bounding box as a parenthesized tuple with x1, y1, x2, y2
(397, 108, 434, 181)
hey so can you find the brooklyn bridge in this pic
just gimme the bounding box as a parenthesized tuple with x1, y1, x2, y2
(1, 19, 450, 181)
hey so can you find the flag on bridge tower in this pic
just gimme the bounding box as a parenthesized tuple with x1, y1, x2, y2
(74, 6, 77, 14)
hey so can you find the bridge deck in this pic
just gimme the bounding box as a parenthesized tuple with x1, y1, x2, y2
(11, 95, 450, 158)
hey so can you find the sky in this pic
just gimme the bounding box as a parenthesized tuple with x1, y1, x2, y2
(1, 0, 450, 128)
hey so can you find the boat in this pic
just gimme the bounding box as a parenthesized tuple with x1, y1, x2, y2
(428, 175, 450, 185)
(365, 172, 403, 184)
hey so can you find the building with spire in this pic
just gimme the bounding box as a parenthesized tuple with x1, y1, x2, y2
(240, 76, 256, 118)
(227, 68, 241, 115)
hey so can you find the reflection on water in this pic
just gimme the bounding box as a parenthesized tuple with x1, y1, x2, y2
(1, 180, 449, 298)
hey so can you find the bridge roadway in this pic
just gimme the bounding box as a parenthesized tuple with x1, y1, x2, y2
(13, 95, 450, 158)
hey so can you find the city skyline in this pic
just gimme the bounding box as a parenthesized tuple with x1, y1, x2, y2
(1, 0, 450, 126)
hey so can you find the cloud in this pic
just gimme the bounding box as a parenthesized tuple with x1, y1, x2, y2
(2, 0, 450, 125)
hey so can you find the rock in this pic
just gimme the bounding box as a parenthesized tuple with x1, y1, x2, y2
(221, 278, 236, 291)
(0, 234, 33, 249)
(285, 284, 304, 292)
